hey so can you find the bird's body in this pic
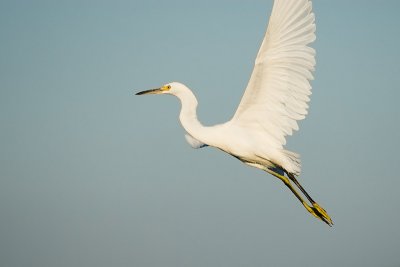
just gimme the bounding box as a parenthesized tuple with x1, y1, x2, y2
(136, 0, 333, 226)
(173, 82, 298, 174)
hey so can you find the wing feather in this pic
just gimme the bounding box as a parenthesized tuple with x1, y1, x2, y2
(231, 0, 316, 146)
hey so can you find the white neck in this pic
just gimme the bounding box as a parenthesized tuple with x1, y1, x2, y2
(175, 89, 211, 144)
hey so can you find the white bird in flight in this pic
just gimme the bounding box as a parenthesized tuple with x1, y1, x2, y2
(136, 0, 333, 226)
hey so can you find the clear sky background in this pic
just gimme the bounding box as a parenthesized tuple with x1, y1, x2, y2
(1, 0, 400, 266)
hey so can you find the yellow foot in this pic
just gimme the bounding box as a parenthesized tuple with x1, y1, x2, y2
(303, 203, 321, 220)
(302, 202, 333, 226)
(312, 202, 333, 226)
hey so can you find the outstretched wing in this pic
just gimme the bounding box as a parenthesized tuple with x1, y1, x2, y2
(231, 0, 316, 146)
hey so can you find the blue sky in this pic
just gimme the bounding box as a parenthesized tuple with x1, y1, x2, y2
(1, 1, 400, 266)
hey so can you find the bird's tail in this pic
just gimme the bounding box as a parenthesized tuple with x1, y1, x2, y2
(281, 149, 301, 176)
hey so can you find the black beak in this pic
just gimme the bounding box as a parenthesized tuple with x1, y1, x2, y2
(135, 88, 162, 95)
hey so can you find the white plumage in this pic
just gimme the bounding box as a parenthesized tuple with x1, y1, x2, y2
(230, 0, 316, 175)
(136, 0, 333, 226)
(234, 0, 315, 144)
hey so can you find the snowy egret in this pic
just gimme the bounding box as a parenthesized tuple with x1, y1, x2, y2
(136, 0, 333, 226)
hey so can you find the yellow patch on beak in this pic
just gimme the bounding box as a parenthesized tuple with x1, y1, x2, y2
(161, 85, 171, 91)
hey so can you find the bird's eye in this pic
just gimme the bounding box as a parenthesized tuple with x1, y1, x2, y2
(167, 85, 171, 89)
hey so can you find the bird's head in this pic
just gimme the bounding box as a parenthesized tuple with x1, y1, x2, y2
(136, 82, 189, 97)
